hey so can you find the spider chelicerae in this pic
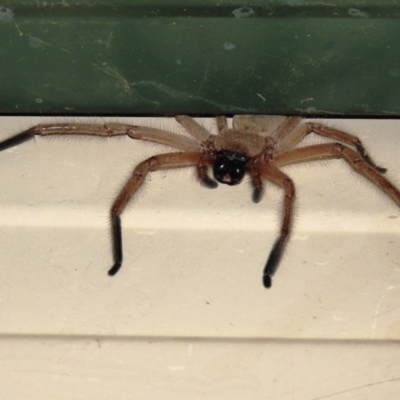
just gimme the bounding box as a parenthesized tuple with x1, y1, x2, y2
(0, 115, 399, 288)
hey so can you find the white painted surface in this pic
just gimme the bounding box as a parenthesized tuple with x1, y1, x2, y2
(0, 117, 399, 399)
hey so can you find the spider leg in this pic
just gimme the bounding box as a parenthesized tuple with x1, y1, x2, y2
(108, 152, 201, 276)
(0, 129, 36, 151)
(275, 122, 386, 173)
(248, 168, 264, 203)
(0, 124, 132, 153)
(0, 123, 202, 154)
(197, 164, 218, 188)
(216, 116, 228, 133)
(274, 143, 400, 206)
(260, 165, 295, 288)
(127, 126, 200, 152)
(175, 115, 212, 142)
(170, 116, 219, 188)
(307, 123, 387, 173)
(270, 116, 302, 142)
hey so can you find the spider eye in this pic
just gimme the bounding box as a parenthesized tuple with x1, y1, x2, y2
(213, 150, 247, 186)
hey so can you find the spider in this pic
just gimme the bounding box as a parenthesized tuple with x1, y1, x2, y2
(0, 115, 399, 288)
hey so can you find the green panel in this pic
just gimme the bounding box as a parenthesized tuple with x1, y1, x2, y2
(1, 1, 400, 115)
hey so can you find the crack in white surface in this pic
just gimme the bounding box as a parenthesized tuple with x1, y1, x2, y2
(371, 290, 386, 339)
(310, 376, 400, 400)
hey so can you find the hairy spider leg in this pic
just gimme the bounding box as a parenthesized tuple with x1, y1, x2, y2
(108, 152, 201, 276)
(307, 123, 387, 173)
(127, 126, 200, 151)
(270, 116, 302, 142)
(216, 116, 228, 133)
(275, 121, 387, 173)
(274, 143, 400, 207)
(264, 142, 400, 287)
(0, 124, 134, 153)
(0, 123, 201, 152)
(174, 115, 220, 188)
(197, 163, 218, 188)
(175, 115, 212, 142)
(247, 168, 264, 204)
(259, 165, 295, 288)
(0, 122, 204, 277)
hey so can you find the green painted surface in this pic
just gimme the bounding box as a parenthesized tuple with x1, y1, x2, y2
(1, 1, 400, 115)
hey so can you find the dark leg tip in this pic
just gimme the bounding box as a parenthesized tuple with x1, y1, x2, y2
(0, 130, 35, 152)
(252, 188, 263, 204)
(108, 263, 121, 276)
(197, 165, 218, 189)
(201, 177, 218, 189)
(263, 274, 272, 288)
(376, 166, 387, 174)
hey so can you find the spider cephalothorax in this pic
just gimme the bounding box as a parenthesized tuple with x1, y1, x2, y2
(0, 115, 399, 288)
